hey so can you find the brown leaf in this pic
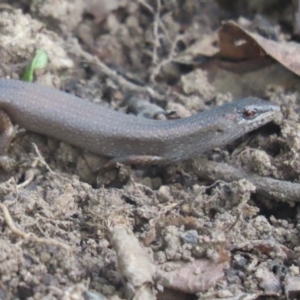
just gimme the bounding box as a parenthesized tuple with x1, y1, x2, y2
(218, 22, 264, 60)
(218, 21, 300, 76)
(156, 259, 228, 294)
(174, 33, 219, 65)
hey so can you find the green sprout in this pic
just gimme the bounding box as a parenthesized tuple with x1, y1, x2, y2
(23, 49, 48, 82)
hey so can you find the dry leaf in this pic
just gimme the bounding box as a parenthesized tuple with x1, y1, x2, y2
(174, 33, 219, 65)
(218, 21, 300, 76)
(156, 259, 228, 294)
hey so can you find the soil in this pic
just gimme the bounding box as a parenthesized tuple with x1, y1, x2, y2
(0, 1, 299, 300)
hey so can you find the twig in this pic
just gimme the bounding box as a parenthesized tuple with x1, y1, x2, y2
(0, 203, 71, 251)
(151, 0, 161, 65)
(31, 143, 71, 182)
(109, 220, 156, 299)
(32, 143, 55, 174)
(138, 0, 184, 82)
(138, 0, 171, 43)
(17, 169, 36, 188)
(150, 34, 184, 83)
(192, 159, 300, 203)
(76, 45, 165, 101)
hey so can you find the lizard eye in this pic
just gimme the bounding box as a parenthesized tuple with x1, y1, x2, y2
(243, 109, 256, 119)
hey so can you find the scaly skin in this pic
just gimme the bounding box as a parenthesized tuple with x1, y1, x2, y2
(0, 79, 280, 165)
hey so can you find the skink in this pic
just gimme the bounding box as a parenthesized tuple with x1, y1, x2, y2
(0, 79, 280, 165)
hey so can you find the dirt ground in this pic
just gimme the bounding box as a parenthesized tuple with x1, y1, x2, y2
(1, 0, 300, 299)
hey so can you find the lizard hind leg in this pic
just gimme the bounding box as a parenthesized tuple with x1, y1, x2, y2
(0, 109, 17, 171)
(0, 110, 14, 154)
